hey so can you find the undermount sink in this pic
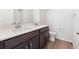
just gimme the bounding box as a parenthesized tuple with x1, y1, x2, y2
(11, 25, 37, 32)
(23, 26, 37, 29)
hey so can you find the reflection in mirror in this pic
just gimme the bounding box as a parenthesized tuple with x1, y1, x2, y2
(14, 9, 35, 27)
(13, 9, 22, 29)
(33, 9, 40, 26)
(22, 9, 34, 24)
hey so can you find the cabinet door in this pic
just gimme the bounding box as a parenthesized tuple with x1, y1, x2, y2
(45, 31, 49, 44)
(4, 35, 26, 49)
(28, 36, 39, 49)
(0, 41, 4, 49)
(40, 32, 46, 49)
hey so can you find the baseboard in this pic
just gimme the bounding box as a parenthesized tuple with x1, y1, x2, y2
(49, 37, 55, 41)
(56, 37, 72, 43)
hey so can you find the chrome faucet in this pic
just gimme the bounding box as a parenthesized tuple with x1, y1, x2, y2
(11, 22, 21, 29)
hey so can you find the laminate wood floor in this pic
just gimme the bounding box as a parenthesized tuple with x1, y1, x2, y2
(45, 39, 73, 49)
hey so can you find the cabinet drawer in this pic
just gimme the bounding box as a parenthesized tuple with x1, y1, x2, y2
(40, 26, 49, 33)
(4, 35, 26, 49)
(24, 30, 39, 40)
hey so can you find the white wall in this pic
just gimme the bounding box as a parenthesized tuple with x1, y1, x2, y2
(46, 9, 73, 42)
(0, 9, 13, 29)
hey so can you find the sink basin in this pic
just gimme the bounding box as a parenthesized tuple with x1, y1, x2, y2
(11, 25, 37, 32)
(11, 28, 28, 32)
(23, 26, 37, 29)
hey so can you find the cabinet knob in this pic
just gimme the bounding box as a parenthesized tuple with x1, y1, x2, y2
(26, 45, 28, 49)
(76, 32, 79, 35)
(30, 43, 32, 49)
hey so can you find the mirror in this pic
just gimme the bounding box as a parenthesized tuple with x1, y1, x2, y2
(0, 9, 40, 29)
(14, 9, 34, 25)
(14, 9, 40, 25)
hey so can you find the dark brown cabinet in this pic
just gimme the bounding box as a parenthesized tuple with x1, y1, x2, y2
(45, 31, 49, 44)
(0, 41, 4, 49)
(39, 26, 49, 49)
(0, 26, 49, 49)
(40, 32, 46, 48)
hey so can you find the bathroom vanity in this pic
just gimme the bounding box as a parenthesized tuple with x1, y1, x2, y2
(0, 25, 49, 49)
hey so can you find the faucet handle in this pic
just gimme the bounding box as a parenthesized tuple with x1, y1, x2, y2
(76, 32, 79, 35)
(11, 22, 16, 25)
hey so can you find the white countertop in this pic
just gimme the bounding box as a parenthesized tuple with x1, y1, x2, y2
(0, 24, 48, 41)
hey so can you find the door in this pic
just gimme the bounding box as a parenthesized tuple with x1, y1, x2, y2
(28, 36, 39, 49)
(73, 10, 79, 48)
